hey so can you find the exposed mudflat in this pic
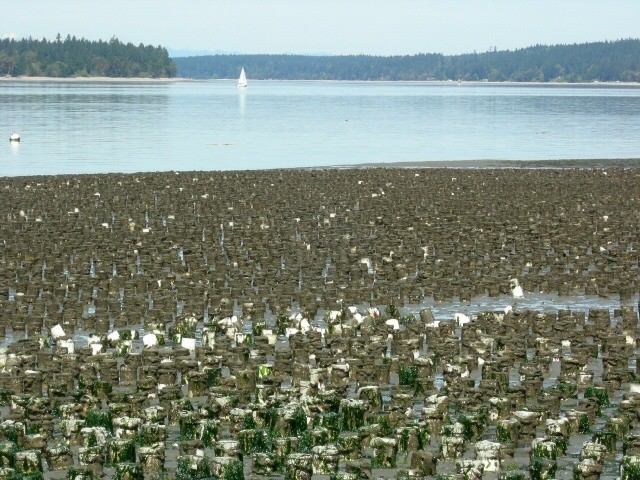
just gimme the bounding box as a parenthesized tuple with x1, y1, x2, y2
(1, 165, 639, 479)
(347, 158, 640, 169)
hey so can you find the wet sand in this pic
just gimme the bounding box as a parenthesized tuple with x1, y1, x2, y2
(347, 158, 640, 169)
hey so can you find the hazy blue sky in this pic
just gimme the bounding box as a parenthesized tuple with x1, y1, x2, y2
(3, 0, 639, 56)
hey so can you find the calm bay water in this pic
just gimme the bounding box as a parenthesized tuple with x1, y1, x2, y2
(1, 80, 640, 177)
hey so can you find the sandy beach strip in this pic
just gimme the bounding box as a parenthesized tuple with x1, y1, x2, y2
(0, 76, 187, 83)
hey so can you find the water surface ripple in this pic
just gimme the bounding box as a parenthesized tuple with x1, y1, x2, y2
(2, 81, 640, 176)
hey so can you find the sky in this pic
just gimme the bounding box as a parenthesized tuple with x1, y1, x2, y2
(3, 0, 640, 56)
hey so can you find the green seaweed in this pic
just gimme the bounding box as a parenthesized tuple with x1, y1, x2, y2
(340, 402, 365, 432)
(529, 457, 557, 480)
(263, 407, 280, 433)
(134, 424, 166, 446)
(173, 319, 197, 336)
(85, 410, 113, 432)
(256, 429, 272, 453)
(312, 413, 340, 441)
(13, 474, 44, 480)
(107, 440, 136, 465)
(417, 424, 430, 450)
(496, 420, 516, 443)
(290, 406, 308, 437)
(298, 430, 313, 453)
(25, 423, 43, 435)
(378, 416, 394, 438)
(555, 379, 578, 398)
(200, 420, 218, 448)
(0, 389, 12, 406)
(205, 367, 221, 388)
(531, 441, 557, 461)
(584, 386, 610, 408)
(386, 304, 399, 318)
(592, 430, 617, 453)
(242, 412, 256, 430)
(175, 457, 209, 480)
(498, 472, 526, 480)
(276, 315, 288, 336)
(371, 441, 397, 469)
(222, 459, 244, 480)
(67, 466, 93, 480)
(551, 436, 567, 456)
(578, 414, 591, 434)
(238, 429, 270, 454)
(309, 428, 330, 448)
(114, 463, 143, 480)
(457, 412, 486, 442)
(89, 380, 112, 397)
(399, 314, 415, 325)
(85, 431, 98, 448)
(398, 428, 411, 452)
(52, 401, 61, 419)
(0, 426, 20, 445)
(0, 441, 17, 468)
(252, 320, 265, 337)
(398, 365, 418, 388)
(622, 456, 640, 480)
(179, 414, 199, 440)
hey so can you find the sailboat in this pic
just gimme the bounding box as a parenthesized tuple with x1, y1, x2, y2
(237, 68, 247, 88)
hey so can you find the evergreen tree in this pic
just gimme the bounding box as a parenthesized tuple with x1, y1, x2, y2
(0, 36, 176, 78)
(173, 39, 640, 82)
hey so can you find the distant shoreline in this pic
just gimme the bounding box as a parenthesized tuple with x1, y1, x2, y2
(192, 79, 640, 88)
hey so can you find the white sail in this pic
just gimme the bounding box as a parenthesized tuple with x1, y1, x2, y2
(237, 68, 247, 87)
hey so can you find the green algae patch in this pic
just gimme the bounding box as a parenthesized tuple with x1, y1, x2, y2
(398, 365, 419, 388)
(584, 386, 610, 408)
(85, 411, 113, 432)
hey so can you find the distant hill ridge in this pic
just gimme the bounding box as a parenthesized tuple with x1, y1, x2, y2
(174, 39, 640, 82)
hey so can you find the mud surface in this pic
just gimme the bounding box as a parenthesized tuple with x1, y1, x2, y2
(0, 165, 639, 479)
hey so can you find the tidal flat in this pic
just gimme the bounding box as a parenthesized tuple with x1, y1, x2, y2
(1, 165, 640, 479)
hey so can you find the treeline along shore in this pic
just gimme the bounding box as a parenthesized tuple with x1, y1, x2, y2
(2, 37, 639, 82)
(175, 39, 640, 82)
(2, 166, 640, 479)
(0, 36, 176, 78)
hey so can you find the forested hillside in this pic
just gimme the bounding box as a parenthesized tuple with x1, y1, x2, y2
(174, 39, 640, 82)
(0, 36, 176, 78)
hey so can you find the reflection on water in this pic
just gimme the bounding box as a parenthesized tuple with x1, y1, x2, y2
(2, 92, 169, 106)
(1, 80, 640, 176)
(405, 291, 640, 321)
(238, 89, 246, 117)
(10, 141, 19, 155)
